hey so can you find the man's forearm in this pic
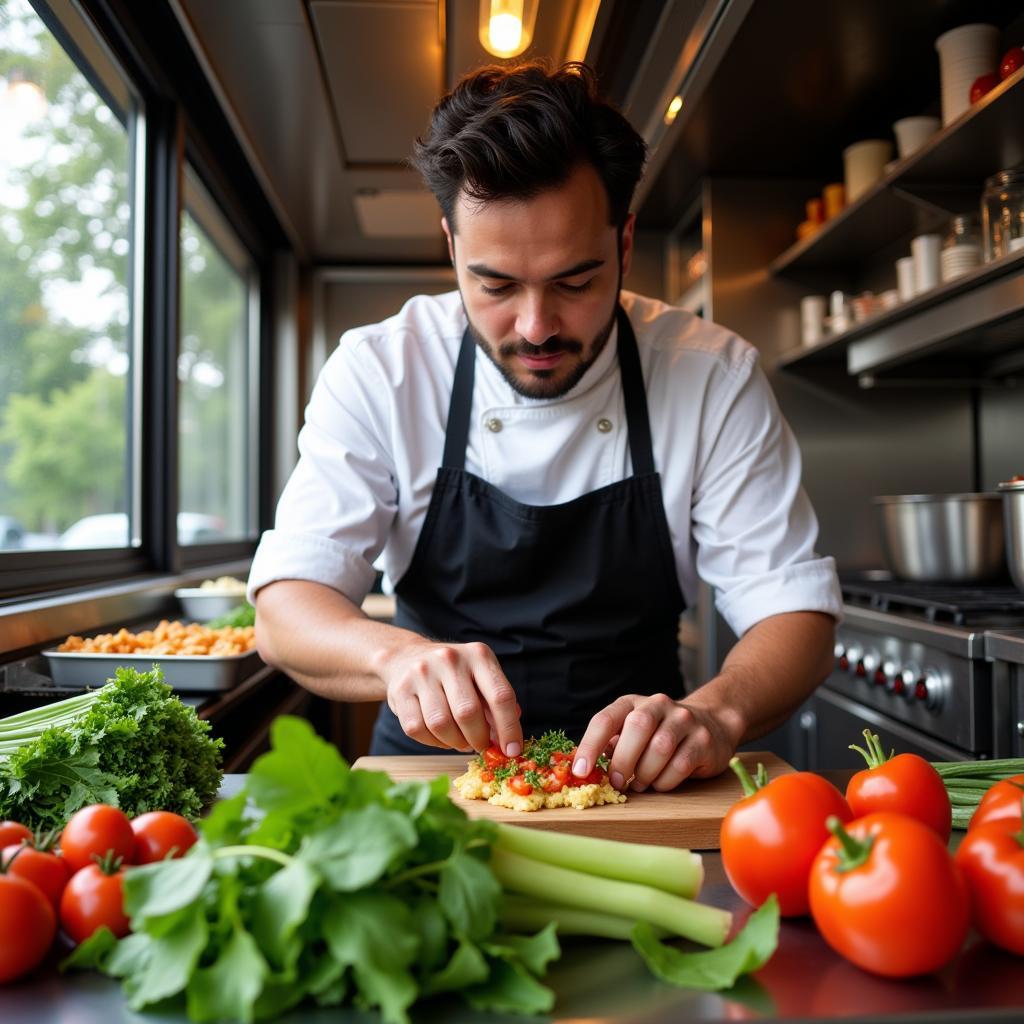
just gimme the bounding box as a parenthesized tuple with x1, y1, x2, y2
(683, 610, 836, 747)
(254, 579, 421, 702)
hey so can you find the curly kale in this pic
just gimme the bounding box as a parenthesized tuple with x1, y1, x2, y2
(0, 665, 223, 831)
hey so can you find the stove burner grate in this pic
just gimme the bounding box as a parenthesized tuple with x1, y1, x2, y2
(841, 579, 1024, 626)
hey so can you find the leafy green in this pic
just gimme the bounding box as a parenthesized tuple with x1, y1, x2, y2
(204, 602, 256, 629)
(630, 894, 780, 990)
(66, 716, 558, 1023)
(0, 666, 223, 831)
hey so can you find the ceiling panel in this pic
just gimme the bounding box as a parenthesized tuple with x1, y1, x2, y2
(311, 0, 443, 165)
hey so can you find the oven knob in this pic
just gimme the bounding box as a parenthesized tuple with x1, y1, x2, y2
(860, 649, 880, 675)
(834, 641, 848, 671)
(845, 644, 863, 675)
(914, 671, 943, 711)
(881, 659, 904, 694)
(901, 664, 919, 697)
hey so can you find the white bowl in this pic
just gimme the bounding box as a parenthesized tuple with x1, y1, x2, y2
(175, 588, 245, 621)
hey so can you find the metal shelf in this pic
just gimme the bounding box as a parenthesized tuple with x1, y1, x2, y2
(775, 248, 1024, 377)
(770, 69, 1024, 278)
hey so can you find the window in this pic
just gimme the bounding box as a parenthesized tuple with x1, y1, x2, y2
(178, 166, 258, 547)
(0, 0, 141, 554)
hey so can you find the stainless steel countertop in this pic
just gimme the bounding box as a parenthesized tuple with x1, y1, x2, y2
(986, 628, 1024, 666)
(4, 774, 1024, 1023)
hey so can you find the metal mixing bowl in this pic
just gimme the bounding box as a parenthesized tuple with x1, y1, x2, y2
(872, 493, 1006, 583)
(998, 478, 1024, 592)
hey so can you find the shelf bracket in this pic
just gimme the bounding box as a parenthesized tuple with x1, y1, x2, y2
(857, 374, 1019, 390)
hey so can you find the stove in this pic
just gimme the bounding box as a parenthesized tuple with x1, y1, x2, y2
(802, 576, 1024, 769)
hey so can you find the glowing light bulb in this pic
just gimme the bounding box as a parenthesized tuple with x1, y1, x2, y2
(488, 12, 523, 55)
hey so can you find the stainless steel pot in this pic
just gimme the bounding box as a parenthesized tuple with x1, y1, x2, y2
(872, 493, 1006, 583)
(998, 478, 1024, 592)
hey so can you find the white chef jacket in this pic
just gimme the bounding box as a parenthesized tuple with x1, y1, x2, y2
(249, 289, 841, 637)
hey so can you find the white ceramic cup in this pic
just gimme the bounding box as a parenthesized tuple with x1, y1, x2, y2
(935, 24, 999, 125)
(892, 116, 941, 159)
(896, 256, 916, 301)
(800, 295, 827, 346)
(911, 234, 942, 294)
(843, 139, 894, 203)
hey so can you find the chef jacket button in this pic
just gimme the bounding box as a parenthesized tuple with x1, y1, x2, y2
(485, 417, 503, 433)
(597, 418, 613, 433)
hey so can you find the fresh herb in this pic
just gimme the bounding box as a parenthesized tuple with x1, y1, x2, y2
(0, 666, 223, 832)
(523, 769, 544, 790)
(524, 729, 575, 767)
(204, 602, 256, 629)
(66, 716, 557, 1022)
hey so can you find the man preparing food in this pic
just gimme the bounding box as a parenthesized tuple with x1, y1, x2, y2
(250, 61, 842, 791)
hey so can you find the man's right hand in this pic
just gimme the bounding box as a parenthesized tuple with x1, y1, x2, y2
(371, 638, 522, 755)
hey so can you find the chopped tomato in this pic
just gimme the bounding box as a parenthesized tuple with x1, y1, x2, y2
(583, 768, 605, 786)
(551, 762, 571, 784)
(550, 751, 573, 764)
(482, 746, 506, 770)
(541, 773, 564, 793)
(480, 769, 494, 782)
(509, 774, 533, 796)
(519, 759, 538, 772)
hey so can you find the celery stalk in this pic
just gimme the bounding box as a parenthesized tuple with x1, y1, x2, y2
(489, 847, 731, 948)
(500, 893, 669, 941)
(494, 822, 703, 898)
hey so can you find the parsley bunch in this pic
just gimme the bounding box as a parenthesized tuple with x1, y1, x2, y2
(66, 716, 560, 1023)
(0, 666, 223, 832)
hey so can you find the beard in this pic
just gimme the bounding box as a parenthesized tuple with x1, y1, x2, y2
(464, 301, 618, 400)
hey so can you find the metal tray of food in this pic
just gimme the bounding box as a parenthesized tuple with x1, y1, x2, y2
(42, 649, 263, 692)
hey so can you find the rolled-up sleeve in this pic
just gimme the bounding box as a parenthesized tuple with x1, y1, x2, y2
(690, 353, 842, 637)
(248, 336, 397, 607)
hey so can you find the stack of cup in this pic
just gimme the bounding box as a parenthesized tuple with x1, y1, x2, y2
(892, 116, 941, 159)
(935, 24, 999, 125)
(911, 234, 942, 295)
(843, 140, 894, 203)
(896, 256, 916, 301)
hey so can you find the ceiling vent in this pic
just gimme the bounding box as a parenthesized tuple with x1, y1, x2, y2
(353, 189, 442, 238)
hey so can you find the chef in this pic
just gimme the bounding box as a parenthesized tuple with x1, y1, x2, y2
(250, 60, 842, 791)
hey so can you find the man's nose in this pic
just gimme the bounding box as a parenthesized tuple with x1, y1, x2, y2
(514, 293, 559, 345)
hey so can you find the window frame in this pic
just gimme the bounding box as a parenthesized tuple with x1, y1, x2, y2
(0, 0, 285, 600)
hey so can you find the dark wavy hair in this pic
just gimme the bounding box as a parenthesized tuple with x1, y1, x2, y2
(412, 61, 647, 231)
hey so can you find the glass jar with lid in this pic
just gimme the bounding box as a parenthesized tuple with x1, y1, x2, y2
(981, 169, 1024, 261)
(941, 214, 981, 282)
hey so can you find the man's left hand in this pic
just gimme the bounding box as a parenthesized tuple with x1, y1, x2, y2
(571, 693, 743, 792)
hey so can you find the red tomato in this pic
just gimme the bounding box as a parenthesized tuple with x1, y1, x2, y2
(955, 817, 1024, 955)
(480, 769, 494, 782)
(130, 811, 198, 864)
(0, 821, 32, 848)
(969, 775, 1024, 830)
(1000, 46, 1024, 80)
(540, 772, 564, 793)
(509, 774, 533, 796)
(845, 731, 951, 841)
(970, 72, 1000, 103)
(59, 862, 130, 944)
(809, 812, 970, 978)
(59, 804, 135, 874)
(550, 751, 573, 764)
(551, 762, 571, 784)
(1, 842, 70, 911)
(482, 746, 506, 770)
(720, 758, 853, 917)
(0, 873, 56, 983)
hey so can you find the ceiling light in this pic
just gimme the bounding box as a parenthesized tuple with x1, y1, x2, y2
(479, 0, 538, 59)
(664, 95, 683, 126)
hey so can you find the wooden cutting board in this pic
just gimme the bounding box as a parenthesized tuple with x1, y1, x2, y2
(352, 751, 793, 850)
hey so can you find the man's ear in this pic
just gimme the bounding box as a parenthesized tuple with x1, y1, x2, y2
(619, 213, 636, 279)
(441, 217, 455, 264)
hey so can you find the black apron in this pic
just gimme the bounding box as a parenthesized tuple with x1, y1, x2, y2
(370, 305, 686, 754)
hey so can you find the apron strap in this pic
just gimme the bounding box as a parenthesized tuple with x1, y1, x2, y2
(443, 304, 656, 475)
(614, 305, 655, 476)
(442, 326, 477, 471)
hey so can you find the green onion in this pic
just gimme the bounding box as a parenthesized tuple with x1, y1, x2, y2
(931, 759, 1024, 830)
(500, 893, 670, 941)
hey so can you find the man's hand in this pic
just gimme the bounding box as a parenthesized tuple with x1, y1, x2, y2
(571, 693, 743, 793)
(372, 638, 523, 755)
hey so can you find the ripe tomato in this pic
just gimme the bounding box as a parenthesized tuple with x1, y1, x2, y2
(540, 772, 564, 793)
(130, 811, 198, 864)
(846, 730, 951, 841)
(969, 775, 1024, 830)
(509, 774, 533, 796)
(59, 862, 130, 944)
(480, 769, 494, 782)
(0, 873, 56, 983)
(970, 72, 1000, 103)
(809, 812, 969, 977)
(1000, 46, 1024, 81)
(720, 758, 853, 916)
(0, 821, 32, 848)
(1, 842, 70, 911)
(60, 804, 134, 874)
(955, 816, 1024, 955)
(482, 746, 506, 770)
